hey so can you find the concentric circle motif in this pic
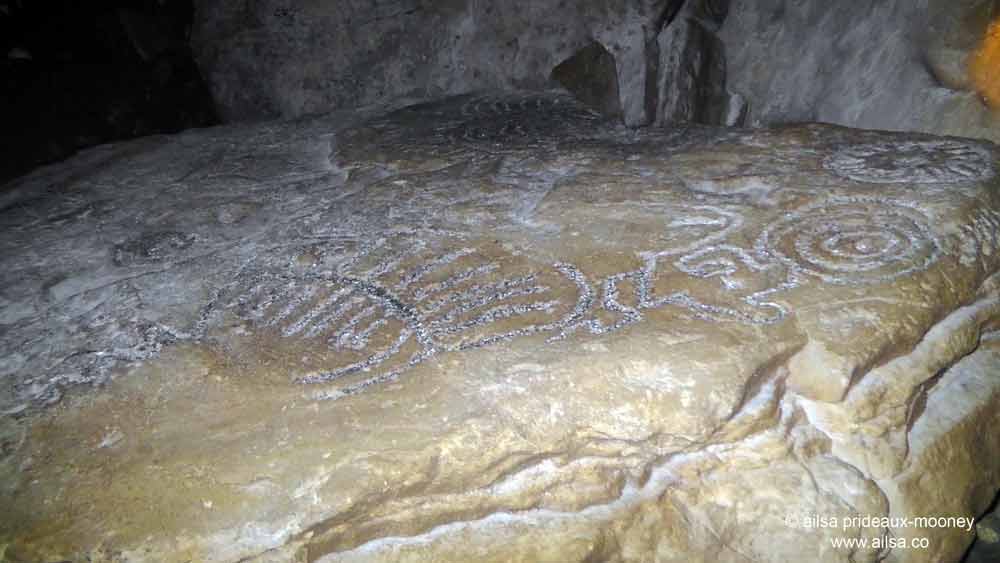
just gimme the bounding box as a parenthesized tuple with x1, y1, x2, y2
(757, 198, 939, 285)
(340, 93, 606, 162)
(823, 140, 993, 184)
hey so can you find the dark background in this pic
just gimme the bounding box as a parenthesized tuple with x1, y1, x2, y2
(1, 0, 216, 184)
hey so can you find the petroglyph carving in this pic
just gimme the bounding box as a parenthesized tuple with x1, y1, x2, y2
(823, 140, 993, 183)
(336, 93, 606, 163)
(189, 197, 941, 397)
(626, 203, 794, 325)
(757, 197, 940, 285)
(658, 204, 745, 255)
(959, 208, 1000, 267)
(5, 88, 997, 423)
(399, 94, 605, 158)
(23, 92, 952, 404)
(112, 231, 197, 267)
(201, 236, 591, 397)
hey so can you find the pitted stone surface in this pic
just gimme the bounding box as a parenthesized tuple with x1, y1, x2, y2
(1, 92, 1000, 563)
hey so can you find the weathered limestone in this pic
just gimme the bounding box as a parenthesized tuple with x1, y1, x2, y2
(190, 0, 1000, 140)
(1, 92, 999, 562)
(655, 16, 731, 125)
(653, 0, 746, 127)
(190, 0, 746, 129)
(190, 0, 679, 126)
(720, 0, 1000, 142)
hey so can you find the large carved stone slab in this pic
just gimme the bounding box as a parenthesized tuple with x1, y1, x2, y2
(1, 92, 999, 562)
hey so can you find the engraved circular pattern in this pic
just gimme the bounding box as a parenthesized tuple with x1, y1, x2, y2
(758, 198, 939, 284)
(336, 93, 606, 163)
(822, 140, 993, 184)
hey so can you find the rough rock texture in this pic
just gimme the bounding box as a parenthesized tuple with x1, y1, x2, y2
(191, 0, 679, 126)
(654, 0, 746, 127)
(551, 41, 623, 117)
(967, 503, 1000, 562)
(720, 0, 1000, 142)
(2, 92, 1000, 562)
(655, 16, 731, 125)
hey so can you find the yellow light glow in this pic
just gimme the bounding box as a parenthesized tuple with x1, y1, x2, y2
(970, 20, 1000, 108)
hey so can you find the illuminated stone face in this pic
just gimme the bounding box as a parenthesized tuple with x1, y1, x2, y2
(970, 20, 1000, 108)
(4, 91, 1000, 563)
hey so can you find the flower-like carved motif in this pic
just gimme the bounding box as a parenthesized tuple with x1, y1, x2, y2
(823, 140, 993, 184)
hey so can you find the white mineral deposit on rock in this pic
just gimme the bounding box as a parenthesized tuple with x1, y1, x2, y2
(0, 90, 998, 563)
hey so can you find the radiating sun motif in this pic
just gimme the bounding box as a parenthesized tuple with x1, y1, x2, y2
(970, 19, 1000, 108)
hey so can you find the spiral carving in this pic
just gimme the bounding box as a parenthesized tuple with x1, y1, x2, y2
(757, 198, 939, 284)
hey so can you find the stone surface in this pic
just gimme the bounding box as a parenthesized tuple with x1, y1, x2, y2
(1, 92, 1000, 562)
(926, 47, 974, 92)
(967, 503, 1000, 562)
(720, 0, 1000, 142)
(190, 0, 680, 126)
(655, 15, 731, 125)
(655, 0, 745, 126)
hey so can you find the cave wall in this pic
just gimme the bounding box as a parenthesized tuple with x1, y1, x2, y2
(1, 0, 217, 184)
(191, 0, 1000, 140)
(720, 0, 1000, 141)
(191, 0, 682, 126)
